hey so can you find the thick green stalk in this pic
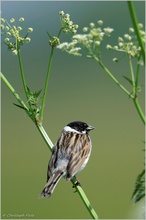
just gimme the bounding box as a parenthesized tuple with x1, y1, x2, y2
(133, 98, 145, 125)
(71, 178, 98, 219)
(128, 1, 145, 63)
(1, 72, 99, 219)
(40, 47, 55, 122)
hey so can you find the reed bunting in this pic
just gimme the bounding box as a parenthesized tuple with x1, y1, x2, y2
(39, 121, 94, 198)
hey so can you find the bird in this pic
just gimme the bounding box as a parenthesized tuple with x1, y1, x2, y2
(39, 121, 94, 198)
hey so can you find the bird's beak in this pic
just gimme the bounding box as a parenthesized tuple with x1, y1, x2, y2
(87, 125, 95, 131)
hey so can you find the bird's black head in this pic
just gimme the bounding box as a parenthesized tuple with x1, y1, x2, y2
(67, 121, 94, 133)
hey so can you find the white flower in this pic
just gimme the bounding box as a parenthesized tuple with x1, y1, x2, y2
(119, 42, 124, 47)
(5, 26, 10, 31)
(106, 44, 112, 49)
(6, 32, 11, 36)
(95, 41, 100, 46)
(97, 20, 103, 25)
(59, 11, 64, 16)
(83, 27, 88, 32)
(12, 49, 18, 55)
(118, 37, 124, 42)
(90, 22, 95, 28)
(5, 38, 10, 42)
(124, 34, 132, 41)
(113, 58, 118, 63)
(25, 37, 31, 43)
(57, 42, 68, 49)
(17, 26, 22, 31)
(104, 27, 114, 35)
(19, 17, 25, 22)
(10, 18, 15, 23)
(113, 46, 118, 50)
(138, 23, 143, 29)
(1, 18, 5, 23)
(129, 27, 134, 33)
(28, 27, 33, 32)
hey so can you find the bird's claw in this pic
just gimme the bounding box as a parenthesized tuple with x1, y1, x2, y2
(72, 180, 82, 193)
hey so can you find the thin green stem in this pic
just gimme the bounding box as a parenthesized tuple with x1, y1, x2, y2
(36, 124, 54, 152)
(95, 57, 134, 98)
(40, 47, 55, 122)
(128, 1, 145, 63)
(57, 27, 63, 38)
(71, 178, 98, 219)
(135, 56, 141, 92)
(94, 57, 145, 124)
(133, 97, 145, 125)
(17, 49, 29, 100)
(0, 72, 29, 112)
(129, 57, 135, 94)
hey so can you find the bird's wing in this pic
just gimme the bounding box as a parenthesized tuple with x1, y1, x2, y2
(66, 135, 91, 180)
(47, 144, 58, 180)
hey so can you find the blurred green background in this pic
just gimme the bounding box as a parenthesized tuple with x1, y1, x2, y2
(1, 1, 145, 219)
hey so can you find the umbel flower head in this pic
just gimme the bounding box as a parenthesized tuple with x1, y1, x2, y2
(59, 11, 78, 34)
(1, 17, 33, 55)
(57, 20, 114, 57)
(106, 24, 145, 60)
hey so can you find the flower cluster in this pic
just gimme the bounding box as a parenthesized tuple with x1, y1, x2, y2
(106, 24, 145, 59)
(57, 41, 81, 56)
(1, 17, 33, 55)
(49, 36, 60, 47)
(57, 20, 113, 57)
(59, 11, 78, 34)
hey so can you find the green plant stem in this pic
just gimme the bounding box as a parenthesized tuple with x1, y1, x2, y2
(129, 57, 135, 94)
(135, 57, 141, 92)
(0, 72, 29, 112)
(40, 47, 55, 122)
(1, 71, 99, 219)
(94, 58, 145, 125)
(57, 27, 63, 38)
(133, 97, 145, 125)
(128, 1, 145, 63)
(71, 178, 98, 219)
(36, 124, 54, 152)
(17, 49, 29, 101)
(94, 57, 134, 98)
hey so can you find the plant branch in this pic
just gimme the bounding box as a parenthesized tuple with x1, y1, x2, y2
(0, 72, 29, 112)
(128, 1, 145, 63)
(133, 97, 145, 125)
(40, 47, 55, 122)
(17, 49, 29, 101)
(129, 57, 135, 94)
(71, 178, 98, 219)
(94, 57, 134, 98)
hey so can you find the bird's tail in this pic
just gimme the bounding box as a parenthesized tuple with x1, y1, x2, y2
(38, 170, 65, 199)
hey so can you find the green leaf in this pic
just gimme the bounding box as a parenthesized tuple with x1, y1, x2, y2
(132, 169, 145, 203)
(26, 86, 42, 106)
(13, 103, 28, 111)
(46, 31, 52, 40)
(123, 75, 133, 85)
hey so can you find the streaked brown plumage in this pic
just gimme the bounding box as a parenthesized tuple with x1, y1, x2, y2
(39, 121, 94, 198)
